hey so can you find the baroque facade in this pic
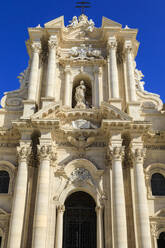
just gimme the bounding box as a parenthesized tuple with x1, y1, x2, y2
(0, 14, 165, 248)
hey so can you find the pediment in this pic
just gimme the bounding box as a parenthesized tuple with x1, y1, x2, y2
(44, 16, 64, 28)
(101, 102, 132, 121)
(102, 17, 122, 29)
(31, 102, 132, 122)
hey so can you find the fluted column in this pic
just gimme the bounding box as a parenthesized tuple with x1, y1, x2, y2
(45, 35, 57, 98)
(32, 145, 52, 248)
(7, 145, 31, 248)
(94, 67, 100, 107)
(28, 41, 41, 101)
(107, 37, 119, 99)
(109, 136, 127, 248)
(64, 65, 71, 107)
(124, 40, 137, 102)
(132, 146, 152, 248)
(55, 205, 65, 248)
(96, 206, 104, 248)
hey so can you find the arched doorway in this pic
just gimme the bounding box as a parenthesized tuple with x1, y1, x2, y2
(63, 191, 96, 248)
(157, 232, 165, 248)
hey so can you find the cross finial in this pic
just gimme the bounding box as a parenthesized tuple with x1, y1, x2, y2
(76, 1, 91, 14)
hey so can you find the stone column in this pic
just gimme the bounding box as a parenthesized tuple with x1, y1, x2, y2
(124, 40, 137, 102)
(55, 205, 65, 248)
(98, 66, 103, 105)
(32, 145, 52, 248)
(109, 135, 127, 248)
(94, 67, 100, 107)
(107, 37, 119, 99)
(64, 65, 71, 107)
(45, 35, 57, 99)
(132, 145, 152, 248)
(7, 145, 31, 248)
(28, 41, 41, 101)
(96, 206, 104, 248)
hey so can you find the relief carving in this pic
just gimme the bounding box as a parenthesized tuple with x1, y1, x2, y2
(17, 145, 31, 162)
(68, 44, 103, 60)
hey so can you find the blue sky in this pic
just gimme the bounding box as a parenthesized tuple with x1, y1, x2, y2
(0, 0, 165, 102)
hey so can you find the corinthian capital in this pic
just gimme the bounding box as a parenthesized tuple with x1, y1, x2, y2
(124, 40, 133, 53)
(132, 148, 146, 163)
(57, 205, 65, 213)
(48, 35, 57, 49)
(37, 144, 52, 161)
(109, 146, 125, 161)
(31, 41, 41, 53)
(17, 145, 31, 162)
(107, 37, 117, 49)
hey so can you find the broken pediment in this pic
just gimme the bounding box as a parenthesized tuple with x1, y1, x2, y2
(44, 16, 64, 29)
(101, 17, 122, 29)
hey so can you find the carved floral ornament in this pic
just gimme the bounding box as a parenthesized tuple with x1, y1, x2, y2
(37, 145, 57, 163)
(48, 35, 57, 49)
(17, 145, 31, 162)
(132, 148, 146, 163)
(70, 168, 92, 184)
(31, 42, 41, 54)
(108, 146, 125, 161)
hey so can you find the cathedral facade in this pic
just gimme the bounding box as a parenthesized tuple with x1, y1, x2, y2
(0, 14, 165, 248)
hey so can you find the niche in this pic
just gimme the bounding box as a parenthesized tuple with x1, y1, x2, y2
(72, 74, 92, 109)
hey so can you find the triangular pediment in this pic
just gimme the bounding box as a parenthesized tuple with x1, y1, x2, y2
(44, 16, 64, 28)
(102, 17, 122, 29)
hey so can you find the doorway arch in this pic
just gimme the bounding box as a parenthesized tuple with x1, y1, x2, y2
(63, 191, 96, 248)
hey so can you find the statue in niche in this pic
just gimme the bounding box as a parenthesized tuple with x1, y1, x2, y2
(75, 80, 86, 109)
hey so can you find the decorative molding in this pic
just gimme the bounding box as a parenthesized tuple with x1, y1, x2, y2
(132, 148, 146, 163)
(108, 146, 125, 161)
(17, 145, 31, 162)
(31, 41, 41, 53)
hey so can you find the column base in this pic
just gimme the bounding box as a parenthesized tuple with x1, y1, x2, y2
(21, 100, 36, 119)
(109, 98, 122, 110)
(41, 97, 55, 108)
(127, 102, 141, 120)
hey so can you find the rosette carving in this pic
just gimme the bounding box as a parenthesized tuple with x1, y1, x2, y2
(17, 145, 31, 162)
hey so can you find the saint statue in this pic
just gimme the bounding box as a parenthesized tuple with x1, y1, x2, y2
(75, 80, 86, 109)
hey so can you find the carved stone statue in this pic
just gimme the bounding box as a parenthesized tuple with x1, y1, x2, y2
(75, 80, 86, 109)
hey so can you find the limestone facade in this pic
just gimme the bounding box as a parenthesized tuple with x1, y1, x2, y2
(0, 14, 165, 248)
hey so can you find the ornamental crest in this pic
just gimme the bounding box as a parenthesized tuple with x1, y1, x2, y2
(70, 168, 91, 183)
(68, 44, 103, 60)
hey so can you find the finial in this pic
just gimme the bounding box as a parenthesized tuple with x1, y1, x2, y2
(76, 1, 91, 14)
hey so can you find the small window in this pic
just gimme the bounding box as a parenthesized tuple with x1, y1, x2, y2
(151, 173, 165, 196)
(157, 232, 165, 248)
(0, 170, 10, 193)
